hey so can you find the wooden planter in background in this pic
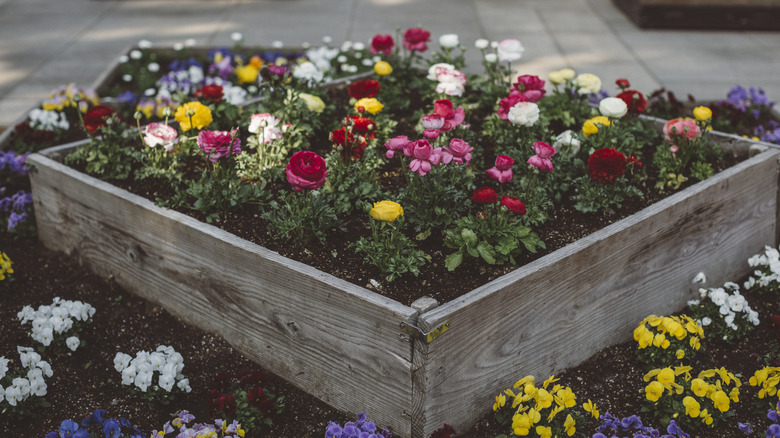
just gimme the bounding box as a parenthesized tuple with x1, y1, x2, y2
(27, 128, 779, 437)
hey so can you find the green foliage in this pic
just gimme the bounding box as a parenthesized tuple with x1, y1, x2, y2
(399, 163, 473, 233)
(183, 166, 266, 224)
(322, 152, 385, 217)
(65, 116, 139, 180)
(351, 216, 429, 282)
(571, 176, 643, 214)
(262, 190, 341, 245)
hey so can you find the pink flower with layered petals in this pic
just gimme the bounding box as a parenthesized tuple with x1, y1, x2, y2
(403, 28, 431, 52)
(441, 138, 473, 165)
(370, 34, 395, 55)
(408, 139, 441, 176)
(433, 99, 465, 131)
(197, 129, 241, 162)
(512, 75, 546, 102)
(384, 135, 412, 159)
(486, 155, 514, 183)
(527, 141, 557, 172)
(497, 91, 528, 120)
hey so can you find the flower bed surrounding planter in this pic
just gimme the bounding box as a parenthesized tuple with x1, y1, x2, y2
(27, 125, 780, 437)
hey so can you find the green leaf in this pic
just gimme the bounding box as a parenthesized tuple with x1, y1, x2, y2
(477, 241, 496, 264)
(445, 251, 463, 271)
(461, 228, 478, 247)
(415, 228, 431, 241)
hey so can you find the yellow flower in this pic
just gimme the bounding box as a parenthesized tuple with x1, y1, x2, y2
(374, 61, 393, 76)
(555, 387, 576, 408)
(729, 386, 740, 402)
(235, 64, 259, 84)
(564, 414, 576, 436)
(700, 408, 713, 425)
(582, 116, 610, 138)
(493, 393, 506, 411)
(690, 378, 708, 397)
(370, 200, 404, 222)
(298, 92, 325, 113)
(693, 106, 712, 121)
(683, 396, 700, 417)
(676, 349, 685, 359)
(0, 251, 13, 281)
(652, 333, 667, 348)
(535, 425, 552, 438)
(689, 336, 701, 351)
(174, 102, 213, 131)
(514, 375, 535, 389)
(535, 388, 553, 409)
(249, 55, 264, 69)
(583, 399, 599, 419)
(548, 68, 575, 85)
(354, 97, 384, 114)
(645, 381, 664, 402)
(512, 412, 532, 436)
(542, 375, 560, 388)
(657, 368, 675, 386)
(711, 390, 730, 412)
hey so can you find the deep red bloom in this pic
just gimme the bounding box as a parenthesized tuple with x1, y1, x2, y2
(500, 196, 527, 215)
(195, 84, 224, 102)
(345, 116, 377, 140)
(370, 34, 395, 55)
(430, 424, 457, 438)
(496, 91, 529, 120)
(616, 90, 647, 115)
(329, 128, 367, 161)
(616, 78, 631, 90)
(403, 27, 431, 52)
(83, 104, 116, 134)
(348, 79, 380, 99)
(471, 187, 498, 204)
(588, 148, 627, 184)
(218, 394, 237, 416)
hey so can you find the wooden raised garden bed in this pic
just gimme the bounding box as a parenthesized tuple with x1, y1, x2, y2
(27, 129, 780, 437)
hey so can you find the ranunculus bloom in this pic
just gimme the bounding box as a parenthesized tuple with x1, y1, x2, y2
(197, 129, 241, 162)
(403, 27, 431, 52)
(370, 200, 404, 222)
(354, 97, 383, 114)
(297, 92, 325, 113)
(573, 73, 602, 95)
(501, 196, 527, 215)
(599, 97, 628, 118)
(693, 106, 712, 121)
(374, 61, 393, 76)
(497, 92, 529, 120)
(512, 75, 546, 101)
(471, 187, 498, 204)
(142, 123, 178, 151)
(435, 69, 468, 97)
(439, 34, 459, 48)
(248, 113, 283, 143)
(616, 89, 647, 115)
(83, 105, 116, 134)
(548, 68, 575, 85)
(582, 116, 611, 138)
(345, 116, 376, 139)
(195, 84, 224, 102)
(433, 99, 465, 131)
(507, 101, 540, 127)
(486, 155, 515, 183)
(427, 63, 456, 81)
(663, 118, 701, 142)
(174, 101, 213, 131)
(330, 127, 367, 161)
(421, 114, 445, 130)
(286, 150, 327, 191)
(527, 141, 556, 172)
(370, 34, 394, 55)
(496, 39, 524, 62)
(235, 64, 259, 84)
(615, 78, 631, 90)
(441, 138, 473, 165)
(384, 135, 412, 159)
(588, 148, 626, 184)
(553, 130, 581, 155)
(348, 79, 380, 99)
(408, 139, 441, 176)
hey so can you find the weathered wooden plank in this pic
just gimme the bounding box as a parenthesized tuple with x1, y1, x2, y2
(27, 149, 418, 436)
(413, 148, 780, 436)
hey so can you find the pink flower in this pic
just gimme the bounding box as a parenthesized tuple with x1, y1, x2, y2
(663, 118, 701, 142)
(433, 99, 465, 131)
(421, 114, 445, 140)
(435, 69, 468, 97)
(248, 113, 283, 143)
(441, 138, 473, 165)
(370, 34, 394, 55)
(512, 75, 546, 102)
(286, 150, 327, 191)
(385, 135, 412, 159)
(408, 139, 441, 176)
(142, 123, 178, 151)
(497, 91, 528, 120)
(486, 155, 514, 183)
(527, 141, 557, 172)
(197, 129, 241, 162)
(403, 28, 431, 52)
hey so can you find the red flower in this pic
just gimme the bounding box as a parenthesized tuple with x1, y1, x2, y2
(471, 187, 497, 204)
(348, 79, 380, 99)
(83, 104, 116, 134)
(345, 116, 377, 140)
(286, 151, 327, 191)
(330, 128, 367, 161)
(588, 148, 627, 184)
(500, 196, 527, 215)
(370, 34, 395, 55)
(616, 90, 647, 115)
(403, 27, 431, 52)
(218, 394, 237, 417)
(496, 92, 528, 120)
(195, 84, 224, 102)
(430, 424, 457, 438)
(615, 78, 631, 90)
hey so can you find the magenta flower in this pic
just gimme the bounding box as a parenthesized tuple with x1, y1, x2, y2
(496, 91, 528, 121)
(441, 138, 473, 165)
(421, 114, 444, 139)
(197, 129, 241, 162)
(527, 141, 556, 172)
(433, 99, 465, 131)
(512, 74, 546, 102)
(286, 150, 327, 191)
(408, 139, 442, 176)
(385, 135, 412, 159)
(486, 155, 515, 183)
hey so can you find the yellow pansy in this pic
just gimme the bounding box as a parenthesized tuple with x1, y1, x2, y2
(235, 64, 259, 84)
(555, 387, 576, 408)
(645, 381, 664, 402)
(583, 399, 599, 419)
(711, 390, 730, 412)
(511, 412, 532, 436)
(493, 393, 506, 411)
(535, 425, 552, 438)
(535, 388, 553, 409)
(683, 396, 700, 417)
(564, 414, 576, 436)
(676, 349, 685, 359)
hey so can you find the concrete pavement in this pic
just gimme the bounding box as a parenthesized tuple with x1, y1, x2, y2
(1, 0, 779, 127)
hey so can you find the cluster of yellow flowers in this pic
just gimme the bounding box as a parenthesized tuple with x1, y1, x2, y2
(644, 366, 740, 427)
(41, 83, 100, 112)
(633, 314, 704, 365)
(749, 366, 780, 404)
(0, 251, 13, 281)
(493, 375, 594, 437)
(582, 115, 611, 138)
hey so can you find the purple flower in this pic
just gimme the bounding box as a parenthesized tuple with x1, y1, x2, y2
(666, 420, 689, 438)
(59, 420, 79, 437)
(103, 419, 121, 438)
(739, 422, 753, 435)
(768, 424, 780, 438)
(325, 421, 343, 437)
(81, 409, 106, 427)
(45, 433, 58, 438)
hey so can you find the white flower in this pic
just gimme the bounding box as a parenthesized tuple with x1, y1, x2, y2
(709, 288, 728, 306)
(30, 381, 47, 397)
(599, 97, 627, 118)
(0, 357, 8, 380)
(184, 38, 196, 47)
(249, 113, 283, 143)
(748, 310, 760, 325)
(27, 368, 43, 385)
(135, 372, 152, 392)
(159, 374, 175, 392)
(724, 313, 736, 327)
(138, 39, 153, 49)
(0, 386, 4, 401)
(427, 63, 456, 81)
(490, 40, 499, 49)
(65, 336, 80, 352)
(573, 73, 601, 94)
(129, 50, 142, 60)
(553, 130, 581, 155)
(114, 352, 132, 372)
(337, 55, 347, 63)
(122, 74, 133, 82)
(728, 294, 746, 313)
(12, 377, 30, 396)
(361, 58, 374, 67)
(302, 41, 311, 49)
(272, 40, 284, 49)
(121, 366, 137, 386)
(17, 306, 35, 323)
(692, 272, 707, 284)
(173, 43, 184, 51)
(484, 53, 497, 63)
(147, 62, 160, 73)
(19, 348, 40, 368)
(507, 102, 540, 127)
(744, 277, 756, 289)
(5, 386, 20, 406)
(353, 41, 365, 51)
(292, 61, 324, 84)
(177, 378, 192, 393)
(496, 39, 524, 62)
(687, 299, 700, 306)
(719, 304, 731, 316)
(118, 55, 129, 64)
(435, 70, 467, 97)
(230, 32, 243, 42)
(37, 361, 53, 378)
(439, 34, 459, 48)
(475, 38, 489, 49)
(701, 317, 712, 326)
(322, 35, 333, 44)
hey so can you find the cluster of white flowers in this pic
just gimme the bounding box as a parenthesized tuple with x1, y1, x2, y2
(690, 282, 760, 331)
(17, 297, 95, 350)
(28, 108, 70, 131)
(292, 61, 325, 85)
(426, 63, 467, 97)
(204, 77, 247, 105)
(1, 347, 53, 407)
(114, 345, 191, 394)
(744, 245, 780, 291)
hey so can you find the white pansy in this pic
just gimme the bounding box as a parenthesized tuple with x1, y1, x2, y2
(709, 288, 728, 306)
(147, 62, 160, 73)
(121, 365, 137, 386)
(65, 336, 80, 352)
(159, 374, 175, 392)
(302, 41, 311, 49)
(5, 386, 20, 406)
(37, 360, 52, 378)
(135, 371, 152, 392)
(337, 55, 347, 63)
(322, 35, 333, 44)
(30, 381, 47, 397)
(701, 317, 712, 326)
(439, 34, 459, 48)
(173, 42, 184, 51)
(340, 41, 352, 52)
(692, 272, 707, 284)
(118, 55, 129, 63)
(122, 74, 133, 82)
(114, 352, 132, 372)
(177, 378, 192, 393)
(0, 357, 8, 380)
(184, 38, 196, 47)
(748, 310, 760, 325)
(687, 299, 700, 307)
